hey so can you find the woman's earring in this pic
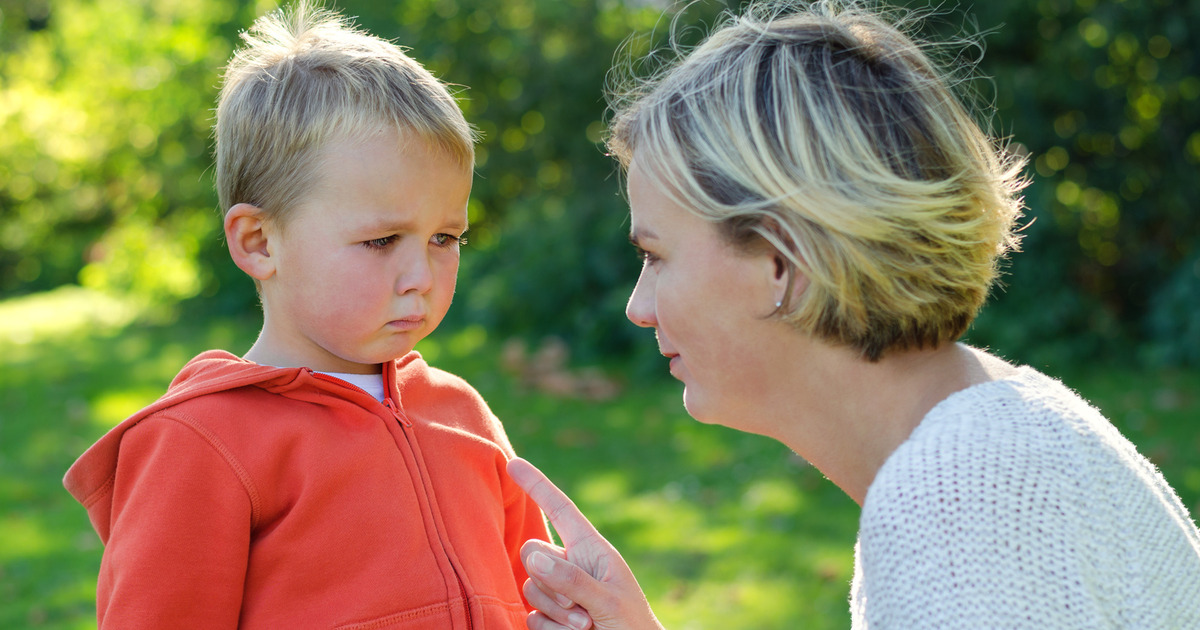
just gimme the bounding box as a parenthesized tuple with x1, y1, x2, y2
(775, 300, 782, 308)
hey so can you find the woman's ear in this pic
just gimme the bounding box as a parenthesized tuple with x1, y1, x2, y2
(224, 203, 276, 281)
(771, 254, 789, 306)
(771, 252, 809, 309)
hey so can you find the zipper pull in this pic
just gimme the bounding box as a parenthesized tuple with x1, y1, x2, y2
(384, 397, 412, 428)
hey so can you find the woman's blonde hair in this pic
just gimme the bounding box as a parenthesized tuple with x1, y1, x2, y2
(608, 1, 1028, 360)
(215, 1, 475, 222)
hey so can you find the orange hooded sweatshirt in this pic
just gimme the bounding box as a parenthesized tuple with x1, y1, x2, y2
(64, 350, 550, 629)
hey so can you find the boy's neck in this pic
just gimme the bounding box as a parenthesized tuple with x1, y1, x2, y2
(242, 328, 384, 375)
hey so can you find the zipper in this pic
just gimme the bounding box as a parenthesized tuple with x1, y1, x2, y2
(311, 368, 470, 628)
(308, 369, 376, 399)
(307, 370, 414, 428)
(383, 399, 471, 628)
(383, 397, 413, 428)
(458, 571, 474, 629)
(385, 397, 472, 628)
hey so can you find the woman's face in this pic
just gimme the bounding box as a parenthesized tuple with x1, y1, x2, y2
(625, 159, 785, 427)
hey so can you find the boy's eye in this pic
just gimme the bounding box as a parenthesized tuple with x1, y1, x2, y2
(363, 236, 397, 250)
(432, 233, 468, 248)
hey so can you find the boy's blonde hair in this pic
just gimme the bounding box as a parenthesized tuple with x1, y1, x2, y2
(215, 1, 475, 221)
(608, 0, 1028, 361)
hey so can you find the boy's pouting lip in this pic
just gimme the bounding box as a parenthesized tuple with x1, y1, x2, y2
(387, 315, 426, 332)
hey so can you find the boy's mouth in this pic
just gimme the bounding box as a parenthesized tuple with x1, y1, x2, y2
(387, 316, 424, 332)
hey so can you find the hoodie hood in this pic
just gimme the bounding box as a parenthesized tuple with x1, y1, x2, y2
(62, 350, 400, 536)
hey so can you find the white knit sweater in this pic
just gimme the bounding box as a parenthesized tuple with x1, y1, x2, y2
(851, 367, 1200, 628)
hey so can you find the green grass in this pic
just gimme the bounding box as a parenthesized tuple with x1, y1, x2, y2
(2, 288, 1198, 629)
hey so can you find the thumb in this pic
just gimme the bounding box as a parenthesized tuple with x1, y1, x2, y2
(525, 548, 610, 611)
(526, 545, 661, 630)
(521, 539, 578, 609)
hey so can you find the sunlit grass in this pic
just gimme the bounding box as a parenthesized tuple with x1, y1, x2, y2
(2, 288, 1198, 629)
(0, 286, 139, 349)
(88, 388, 165, 429)
(0, 515, 56, 563)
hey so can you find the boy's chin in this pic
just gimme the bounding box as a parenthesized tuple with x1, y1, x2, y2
(377, 341, 422, 363)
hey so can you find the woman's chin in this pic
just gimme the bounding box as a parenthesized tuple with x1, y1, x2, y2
(681, 390, 722, 426)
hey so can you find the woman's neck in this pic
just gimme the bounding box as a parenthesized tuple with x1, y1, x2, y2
(760, 342, 1008, 506)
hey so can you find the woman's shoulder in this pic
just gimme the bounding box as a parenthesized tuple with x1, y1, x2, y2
(865, 365, 1126, 517)
(910, 362, 1114, 453)
(857, 362, 1200, 626)
(863, 361, 1193, 543)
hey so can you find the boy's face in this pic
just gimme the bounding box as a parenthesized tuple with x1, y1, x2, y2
(258, 130, 471, 374)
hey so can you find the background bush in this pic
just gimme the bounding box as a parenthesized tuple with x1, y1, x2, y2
(1, 0, 1197, 367)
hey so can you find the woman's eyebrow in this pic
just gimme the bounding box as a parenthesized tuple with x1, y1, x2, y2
(628, 228, 658, 246)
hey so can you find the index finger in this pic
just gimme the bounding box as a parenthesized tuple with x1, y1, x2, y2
(507, 458, 602, 548)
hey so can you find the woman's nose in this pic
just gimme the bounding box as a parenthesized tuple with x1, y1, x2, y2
(625, 270, 656, 328)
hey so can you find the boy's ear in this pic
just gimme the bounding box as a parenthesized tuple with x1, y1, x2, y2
(224, 203, 276, 281)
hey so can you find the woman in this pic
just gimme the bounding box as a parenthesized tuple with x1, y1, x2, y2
(508, 1, 1200, 629)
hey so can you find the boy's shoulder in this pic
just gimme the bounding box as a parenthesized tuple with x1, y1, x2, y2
(393, 351, 482, 402)
(63, 350, 289, 509)
(141, 350, 314, 427)
(392, 352, 509, 440)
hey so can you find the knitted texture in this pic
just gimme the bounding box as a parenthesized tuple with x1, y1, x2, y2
(851, 367, 1200, 628)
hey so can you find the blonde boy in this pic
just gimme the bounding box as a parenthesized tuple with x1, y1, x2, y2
(64, 3, 549, 627)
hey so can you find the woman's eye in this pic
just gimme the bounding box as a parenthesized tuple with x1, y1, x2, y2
(635, 246, 659, 265)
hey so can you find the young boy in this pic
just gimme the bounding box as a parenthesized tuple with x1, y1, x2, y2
(63, 3, 550, 627)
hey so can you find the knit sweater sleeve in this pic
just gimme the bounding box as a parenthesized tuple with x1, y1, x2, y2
(852, 378, 1110, 628)
(97, 413, 254, 628)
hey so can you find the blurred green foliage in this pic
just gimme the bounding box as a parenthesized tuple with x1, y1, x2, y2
(0, 0, 241, 306)
(960, 0, 1200, 368)
(1, 0, 1197, 366)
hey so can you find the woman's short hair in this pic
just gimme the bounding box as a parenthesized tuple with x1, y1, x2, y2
(608, 0, 1028, 361)
(215, 1, 475, 222)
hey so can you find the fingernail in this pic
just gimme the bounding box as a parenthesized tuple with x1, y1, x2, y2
(568, 612, 589, 630)
(529, 551, 553, 576)
(555, 593, 574, 608)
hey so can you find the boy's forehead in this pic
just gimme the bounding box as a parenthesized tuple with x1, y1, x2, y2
(316, 126, 469, 173)
(278, 128, 472, 229)
(327, 124, 472, 164)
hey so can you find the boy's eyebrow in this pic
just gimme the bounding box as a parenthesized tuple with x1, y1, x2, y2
(364, 218, 469, 233)
(362, 218, 415, 233)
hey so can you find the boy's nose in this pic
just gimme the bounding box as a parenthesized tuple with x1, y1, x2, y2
(394, 247, 435, 295)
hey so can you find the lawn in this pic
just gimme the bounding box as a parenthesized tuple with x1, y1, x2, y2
(2, 288, 1198, 629)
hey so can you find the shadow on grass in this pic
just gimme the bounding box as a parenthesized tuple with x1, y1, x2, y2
(2, 288, 1197, 629)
